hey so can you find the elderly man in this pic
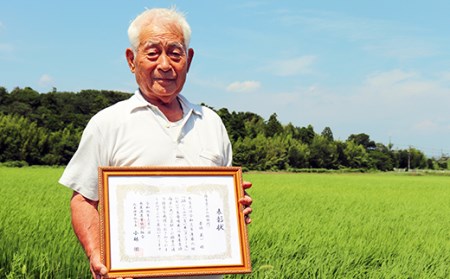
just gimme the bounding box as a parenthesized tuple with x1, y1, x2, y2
(59, 7, 252, 279)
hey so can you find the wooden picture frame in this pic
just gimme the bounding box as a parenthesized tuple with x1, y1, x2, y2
(98, 166, 251, 278)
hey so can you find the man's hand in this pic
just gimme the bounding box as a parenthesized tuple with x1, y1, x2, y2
(240, 181, 253, 224)
(70, 192, 108, 279)
(88, 250, 107, 279)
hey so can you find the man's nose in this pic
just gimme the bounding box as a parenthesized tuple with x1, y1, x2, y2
(157, 54, 171, 71)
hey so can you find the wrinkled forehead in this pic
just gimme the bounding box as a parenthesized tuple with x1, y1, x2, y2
(138, 19, 186, 48)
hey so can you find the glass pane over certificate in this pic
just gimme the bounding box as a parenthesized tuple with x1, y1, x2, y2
(98, 167, 251, 278)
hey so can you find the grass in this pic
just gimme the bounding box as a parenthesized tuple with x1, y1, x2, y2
(0, 167, 86, 278)
(233, 172, 450, 278)
(1, 168, 449, 278)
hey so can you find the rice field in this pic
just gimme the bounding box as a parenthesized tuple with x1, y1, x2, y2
(0, 167, 85, 278)
(1, 167, 449, 278)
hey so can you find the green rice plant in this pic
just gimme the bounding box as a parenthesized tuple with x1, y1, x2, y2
(1, 168, 450, 278)
(227, 172, 450, 278)
(0, 167, 89, 278)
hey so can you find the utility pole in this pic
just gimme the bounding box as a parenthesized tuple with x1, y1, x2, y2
(407, 146, 411, 171)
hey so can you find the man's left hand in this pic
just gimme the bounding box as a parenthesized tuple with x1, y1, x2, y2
(240, 181, 253, 224)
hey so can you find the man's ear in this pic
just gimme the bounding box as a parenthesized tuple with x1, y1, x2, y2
(187, 48, 194, 72)
(125, 48, 136, 73)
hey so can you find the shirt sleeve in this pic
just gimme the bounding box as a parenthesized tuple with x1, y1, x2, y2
(222, 123, 233, 167)
(59, 117, 105, 201)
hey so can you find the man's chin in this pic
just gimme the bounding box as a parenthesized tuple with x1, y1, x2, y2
(153, 92, 180, 104)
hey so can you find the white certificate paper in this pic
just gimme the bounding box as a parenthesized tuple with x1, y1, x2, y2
(99, 167, 251, 278)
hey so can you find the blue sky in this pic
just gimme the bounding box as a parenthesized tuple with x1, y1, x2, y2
(1, 1, 450, 157)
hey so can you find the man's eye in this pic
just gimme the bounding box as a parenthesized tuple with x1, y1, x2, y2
(147, 50, 159, 58)
(169, 52, 182, 59)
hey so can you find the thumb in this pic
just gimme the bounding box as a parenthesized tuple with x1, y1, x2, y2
(93, 261, 108, 275)
(90, 255, 108, 277)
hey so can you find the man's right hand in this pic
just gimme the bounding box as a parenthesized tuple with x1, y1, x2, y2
(70, 192, 107, 279)
(89, 249, 108, 279)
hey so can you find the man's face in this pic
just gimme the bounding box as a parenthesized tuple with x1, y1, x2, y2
(126, 21, 193, 104)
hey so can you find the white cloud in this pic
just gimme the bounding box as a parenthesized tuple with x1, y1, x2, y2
(363, 38, 436, 60)
(215, 66, 450, 154)
(268, 56, 316, 77)
(365, 69, 417, 87)
(38, 74, 55, 87)
(278, 68, 447, 135)
(362, 69, 437, 99)
(413, 120, 441, 133)
(226, 80, 261, 93)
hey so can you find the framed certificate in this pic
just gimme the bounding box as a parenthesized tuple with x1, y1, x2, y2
(98, 166, 251, 278)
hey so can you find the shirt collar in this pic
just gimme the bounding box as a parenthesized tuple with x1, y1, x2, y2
(129, 89, 203, 117)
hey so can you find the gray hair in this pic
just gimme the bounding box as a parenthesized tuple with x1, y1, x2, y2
(127, 7, 192, 53)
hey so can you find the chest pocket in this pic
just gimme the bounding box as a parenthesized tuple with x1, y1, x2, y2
(199, 149, 223, 166)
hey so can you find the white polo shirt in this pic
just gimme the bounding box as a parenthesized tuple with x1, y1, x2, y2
(59, 90, 232, 201)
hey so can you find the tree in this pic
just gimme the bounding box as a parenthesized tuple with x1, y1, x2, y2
(264, 134, 289, 170)
(10, 87, 40, 107)
(0, 87, 8, 104)
(298, 125, 315, 145)
(44, 124, 82, 165)
(409, 147, 427, 169)
(0, 85, 438, 170)
(7, 101, 33, 117)
(243, 112, 265, 139)
(369, 143, 394, 171)
(0, 113, 49, 164)
(436, 156, 449, 170)
(321, 126, 334, 141)
(287, 139, 310, 169)
(233, 133, 268, 170)
(216, 108, 231, 126)
(265, 113, 283, 138)
(396, 149, 409, 169)
(343, 140, 370, 169)
(228, 112, 247, 141)
(309, 135, 338, 169)
(6, 87, 40, 118)
(347, 133, 376, 150)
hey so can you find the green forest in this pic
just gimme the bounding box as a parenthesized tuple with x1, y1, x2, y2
(0, 86, 448, 171)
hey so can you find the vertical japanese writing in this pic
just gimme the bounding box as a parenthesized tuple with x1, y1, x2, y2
(175, 197, 182, 251)
(216, 208, 225, 231)
(139, 201, 144, 239)
(127, 192, 222, 257)
(168, 197, 175, 252)
(146, 201, 151, 235)
(204, 194, 210, 227)
(132, 202, 139, 254)
(181, 196, 188, 251)
(161, 197, 168, 251)
(188, 197, 195, 251)
(155, 197, 161, 252)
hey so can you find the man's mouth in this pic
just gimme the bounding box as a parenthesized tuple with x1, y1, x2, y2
(155, 77, 176, 82)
